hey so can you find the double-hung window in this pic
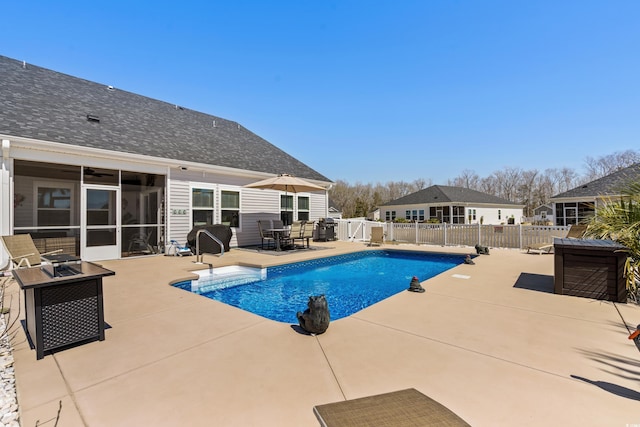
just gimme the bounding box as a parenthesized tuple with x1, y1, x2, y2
(192, 188, 214, 226)
(298, 196, 310, 221)
(221, 190, 240, 227)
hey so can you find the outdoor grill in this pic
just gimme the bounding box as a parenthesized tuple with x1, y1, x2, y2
(315, 217, 337, 241)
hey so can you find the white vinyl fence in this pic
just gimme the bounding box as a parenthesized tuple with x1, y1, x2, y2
(333, 219, 569, 250)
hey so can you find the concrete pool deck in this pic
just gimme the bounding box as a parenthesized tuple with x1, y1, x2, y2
(7, 241, 640, 426)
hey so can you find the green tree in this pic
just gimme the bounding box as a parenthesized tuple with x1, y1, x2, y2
(584, 181, 640, 303)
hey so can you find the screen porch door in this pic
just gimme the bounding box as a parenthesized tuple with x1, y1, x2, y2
(82, 185, 120, 261)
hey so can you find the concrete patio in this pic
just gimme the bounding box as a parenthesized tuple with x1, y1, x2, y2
(7, 242, 640, 426)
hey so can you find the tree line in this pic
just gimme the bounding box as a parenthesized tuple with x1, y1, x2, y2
(328, 150, 640, 219)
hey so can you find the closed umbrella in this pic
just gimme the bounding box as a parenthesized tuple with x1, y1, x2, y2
(244, 174, 325, 224)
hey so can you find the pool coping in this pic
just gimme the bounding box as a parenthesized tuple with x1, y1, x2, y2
(8, 241, 640, 426)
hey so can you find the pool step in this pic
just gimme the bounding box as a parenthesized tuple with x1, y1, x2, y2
(190, 266, 265, 294)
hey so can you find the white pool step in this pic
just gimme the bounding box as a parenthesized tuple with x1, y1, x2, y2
(190, 266, 266, 294)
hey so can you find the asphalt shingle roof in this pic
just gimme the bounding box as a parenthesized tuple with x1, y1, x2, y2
(552, 163, 640, 199)
(0, 55, 330, 182)
(383, 185, 520, 206)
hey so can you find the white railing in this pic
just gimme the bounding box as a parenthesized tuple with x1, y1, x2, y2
(333, 219, 569, 250)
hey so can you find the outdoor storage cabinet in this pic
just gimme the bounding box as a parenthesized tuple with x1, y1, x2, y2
(12, 262, 115, 359)
(554, 238, 627, 303)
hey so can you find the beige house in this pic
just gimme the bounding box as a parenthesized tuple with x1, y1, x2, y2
(380, 185, 524, 225)
(0, 55, 332, 263)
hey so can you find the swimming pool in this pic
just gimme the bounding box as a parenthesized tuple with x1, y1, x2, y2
(173, 250, 464, 323)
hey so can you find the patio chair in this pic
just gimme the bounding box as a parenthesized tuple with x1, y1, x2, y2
(1, 234, 63, 268)
(300, 221, 315, 248)
(526, 242, 554, 255)
(566, 224, 587, 238)
(313, 388, 470, 427)
(525, 224, 588, 254)
(290, 221, 313, 249)
(257, 220, 276, 250)
(368, 227, 384, 246)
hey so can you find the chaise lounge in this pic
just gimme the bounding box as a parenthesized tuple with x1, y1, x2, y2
(525, 224, 588, 254)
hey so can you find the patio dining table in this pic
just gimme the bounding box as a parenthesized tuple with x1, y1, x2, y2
(267, 228, 290, 251)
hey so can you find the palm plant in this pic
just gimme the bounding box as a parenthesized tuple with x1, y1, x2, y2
(584, 181, 640, 302)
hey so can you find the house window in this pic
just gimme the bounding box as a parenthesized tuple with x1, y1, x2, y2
(419, 210, 425, 221)
(220, 190, 240, 227)
(37, 186, 73, 226)
(405, 210, 411, 220)
(192, 188, 214, 226)
(452, 206, 465, 224)
(298, 196, 310, 221)
(555, 202, 594, 226)
(468, 208, 477, 222)
(281, 194, 293, 225)
(498, 209, 502, 220)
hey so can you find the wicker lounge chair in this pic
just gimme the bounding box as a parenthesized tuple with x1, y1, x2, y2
(525, 224, 588, 254)
(368, 227, 384, 246)
(313, 388, 470, 427)
(1, 234, 63, 268)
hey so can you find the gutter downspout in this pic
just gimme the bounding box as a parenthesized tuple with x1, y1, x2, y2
(1, 140, 12, 269)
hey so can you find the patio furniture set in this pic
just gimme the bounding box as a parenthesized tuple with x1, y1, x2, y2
(258, 219, 315, 251)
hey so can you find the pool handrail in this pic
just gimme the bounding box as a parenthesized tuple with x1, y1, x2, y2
(194, 229, 224, 263)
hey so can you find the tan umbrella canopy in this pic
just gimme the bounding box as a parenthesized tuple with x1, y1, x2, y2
(244, 173, 325, 193)
(244, 174, 325, 225)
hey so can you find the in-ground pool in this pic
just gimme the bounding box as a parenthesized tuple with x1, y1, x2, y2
(173, 250, 465, 323)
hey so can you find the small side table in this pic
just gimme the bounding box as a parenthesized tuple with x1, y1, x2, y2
(12, 262, 115, 359)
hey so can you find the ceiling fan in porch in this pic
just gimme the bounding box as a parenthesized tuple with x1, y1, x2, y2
(62, 167, 114, 177)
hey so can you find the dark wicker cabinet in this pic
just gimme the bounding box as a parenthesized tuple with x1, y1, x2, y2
(554, 238, 627, 303)
(13, 262, 115, 359)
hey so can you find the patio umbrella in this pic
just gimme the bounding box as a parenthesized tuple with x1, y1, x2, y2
(243, 173, 325, 193)
(244, 174, 325, 224)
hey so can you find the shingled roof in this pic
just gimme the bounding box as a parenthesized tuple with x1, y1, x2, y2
(552, 162, 640, 199)
(0, 55, 330, 182)
(384, 185, 520, 206)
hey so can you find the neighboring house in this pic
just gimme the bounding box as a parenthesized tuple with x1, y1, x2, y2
(531, 204, 554, 225)
(327, 206, 343, 220)
(367, 208, 380, 221)
(550, 162, 640, 226)
(0, 55, 332, 263)
(380, 185, 523, 224)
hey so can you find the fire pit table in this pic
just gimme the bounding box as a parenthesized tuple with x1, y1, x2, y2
(12, 258, 115, 359)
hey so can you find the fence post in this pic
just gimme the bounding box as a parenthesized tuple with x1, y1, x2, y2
(519, 223, 522, 250)
(478, 223, 481, 246)
(444, 222, 447, 246)
(415, 221, 419, 244)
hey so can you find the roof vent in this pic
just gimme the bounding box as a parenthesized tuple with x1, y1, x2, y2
(86, 114, 100, 123)
(107, 85, 115, 91)
(582, 185, 588, 189)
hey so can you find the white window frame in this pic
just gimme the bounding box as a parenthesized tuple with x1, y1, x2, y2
(190, 184, 216, 227)
(34, 180, 76, 227)
(297, 195, 310, 221)
(219, 185, 242, 230)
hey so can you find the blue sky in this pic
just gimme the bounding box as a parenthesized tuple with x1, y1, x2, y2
(3, 1, 639, 184)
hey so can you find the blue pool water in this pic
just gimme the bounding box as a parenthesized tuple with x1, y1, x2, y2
(174, 250, 464, 323)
